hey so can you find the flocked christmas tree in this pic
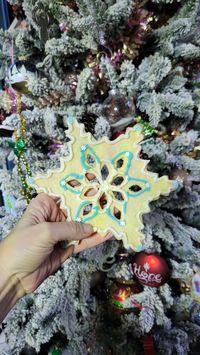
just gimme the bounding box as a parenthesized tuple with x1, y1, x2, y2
(0, 0, 200, 354)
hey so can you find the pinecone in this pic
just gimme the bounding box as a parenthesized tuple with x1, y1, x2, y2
(37, 91, 70, 108)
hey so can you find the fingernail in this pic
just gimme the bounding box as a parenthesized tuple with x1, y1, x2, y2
(83, 223, 94, 235)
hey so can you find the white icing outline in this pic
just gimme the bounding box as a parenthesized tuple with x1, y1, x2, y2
(30, 120, 176, 251)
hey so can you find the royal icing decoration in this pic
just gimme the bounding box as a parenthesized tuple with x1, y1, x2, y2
(29, 118, 176, 250)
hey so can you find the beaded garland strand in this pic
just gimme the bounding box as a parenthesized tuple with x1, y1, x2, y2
(7, 94, 33, 203)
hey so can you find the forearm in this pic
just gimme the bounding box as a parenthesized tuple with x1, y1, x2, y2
(0, 265, 23, 324)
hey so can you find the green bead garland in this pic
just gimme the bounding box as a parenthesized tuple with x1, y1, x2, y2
(7, 110, 33, 203)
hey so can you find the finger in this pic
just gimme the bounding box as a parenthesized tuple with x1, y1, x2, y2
(22, 193, 67, 226)
(51, 244, 75, 270)
(51, 195, 62, 203)
(73, 232, 113, 254)
(43, 221, 94, 244)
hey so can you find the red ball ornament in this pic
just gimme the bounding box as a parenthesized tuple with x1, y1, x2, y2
(131, 252, 170, 287)
(110, 281, 143, 314)
(111, 130, 125, 140)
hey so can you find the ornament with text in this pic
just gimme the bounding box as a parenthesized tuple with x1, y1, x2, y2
(132, 252, 170, 287)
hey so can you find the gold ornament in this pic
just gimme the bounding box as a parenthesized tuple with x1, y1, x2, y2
(122, 42, 139, 59)
(180, 280, 191, 294)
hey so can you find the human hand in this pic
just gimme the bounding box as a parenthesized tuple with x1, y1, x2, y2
(0, 193, 111, 296)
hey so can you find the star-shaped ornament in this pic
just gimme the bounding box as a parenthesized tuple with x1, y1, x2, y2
(29, 118, 177, 250)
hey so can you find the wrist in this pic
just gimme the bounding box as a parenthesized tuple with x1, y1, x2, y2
(0, 264, 24, 324)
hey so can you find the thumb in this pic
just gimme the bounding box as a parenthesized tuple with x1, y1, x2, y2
(43, 221, 94, 245)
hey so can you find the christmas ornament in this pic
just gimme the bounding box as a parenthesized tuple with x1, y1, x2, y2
(8, 60, 37, 94)
(50, 347, 61, 355)
(3, 88, 26, 114)
(108, 2, 153, 61)
(90, 271, 105, 288)
(111, 50, 124, 68)
(191, 271, 200, 303)
(11, 4, 25, 20)
(110, 281, 143, 314)
(137, 116, 156, 138)
(186, 144, 200, 159)
(116, 247, 130, 262)
(190, 302, 200, 326)
(142, 335, 156, 355)
(169, 168, 192, 187)
(29, 118, 176, 250)
(179, 280, 191, 294)
(59, 23, 69, 32)
(48, 139, 63, 154)
(37, 91, 68, 108)
(111, 130, 125, 140)
(64, 72, 78, 92)
(122, 41, 139, 59)
(132, 252, 170, 287)
(0, 108, 6, 123)
(102, 89, 134, 130)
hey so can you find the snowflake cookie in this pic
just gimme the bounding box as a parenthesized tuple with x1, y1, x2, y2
(29, 118, 177, 250)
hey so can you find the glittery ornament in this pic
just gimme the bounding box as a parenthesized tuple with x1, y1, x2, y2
(110, 281, 143, 314)
(102, 89, 134, 130)
(37, 91, 68, 109)
(169, 168, 192, 187)
(30, 119, 176, 250)
(111, 50, 124, 68)
(136, 117, 156, 138)
(3, 88, 26, 114)
(109, 3, 153, 61)
(8, 61, 37, 94)
(190, 302, 200, 325)
(122, 41, 139, 59)
(132, 252, 170, 287)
